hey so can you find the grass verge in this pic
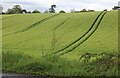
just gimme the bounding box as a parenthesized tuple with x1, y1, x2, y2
(2, 51, 119, 76)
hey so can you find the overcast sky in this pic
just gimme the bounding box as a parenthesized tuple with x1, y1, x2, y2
(1, 0, 120, 12)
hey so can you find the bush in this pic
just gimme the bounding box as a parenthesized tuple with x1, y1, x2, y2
(2, 51, 119, 76)
(59, 10, 66, 13)
(80, 9, 87, 12)
(32, 9, 40, 13)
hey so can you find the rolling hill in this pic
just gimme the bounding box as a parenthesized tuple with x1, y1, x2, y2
(2, 10, 119, 76)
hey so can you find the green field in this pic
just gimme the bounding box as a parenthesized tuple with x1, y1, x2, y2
(2, 11, 119, 76)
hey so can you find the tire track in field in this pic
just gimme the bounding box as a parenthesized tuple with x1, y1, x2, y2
(3, 14, 59, 37)
(53, 11, 104, 55)
(53, 18, 69, 30)
(58, 12, 107, 56)
(16, 18, 69, 44)
(17, 14, 60, 32)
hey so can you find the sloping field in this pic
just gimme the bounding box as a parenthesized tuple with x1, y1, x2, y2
(62, 11, 118, 59)
(2, 11, 119, 76)
(3, 11, 118, 58)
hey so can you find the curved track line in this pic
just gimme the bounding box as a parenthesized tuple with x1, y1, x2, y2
(53, 11, 104, 55)
(3, 14, 59, 37)
(58, 12, 107, 56)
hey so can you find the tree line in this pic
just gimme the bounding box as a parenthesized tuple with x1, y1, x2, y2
(1, 4, 119, 14)
(1, 5, 96, 14)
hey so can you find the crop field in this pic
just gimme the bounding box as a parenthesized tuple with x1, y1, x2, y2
(2, 11, 119, 76)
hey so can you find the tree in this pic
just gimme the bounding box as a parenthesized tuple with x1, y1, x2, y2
(88, 9, 95, 12)
(6, 9, 14, 14)
(22, 9, 27, 14)
(12, 5, 22, 13)
(59, 10, 66, 13)
(80, 9, 87, 12)
(27, 11, 31, 13)
(112, 6, 120, 10)
(103, 9, 107, 11)
(6, 5, 22, 14)
(32, 9, 40, 13)
(49, 5, 56, 13)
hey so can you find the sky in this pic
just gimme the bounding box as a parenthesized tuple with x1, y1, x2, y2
(1, 0, 120, 13)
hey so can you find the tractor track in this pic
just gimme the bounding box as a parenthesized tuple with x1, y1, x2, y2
(53, 11, 105, 55)
(17, 14, 60, 32)
(11, 18, 69, 44)
(53, 18, 69, 30)
(3, 14, 60, 37)
(58, 12, 107, 56)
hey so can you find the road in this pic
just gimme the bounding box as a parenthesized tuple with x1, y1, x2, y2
(1, 73, 50, 78)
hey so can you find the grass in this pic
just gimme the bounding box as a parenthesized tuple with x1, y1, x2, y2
(2, 51, 119, 76)
(53, 11, 107, 56)
(62, 11, 118, 59)
(2, 10, 119, 76)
